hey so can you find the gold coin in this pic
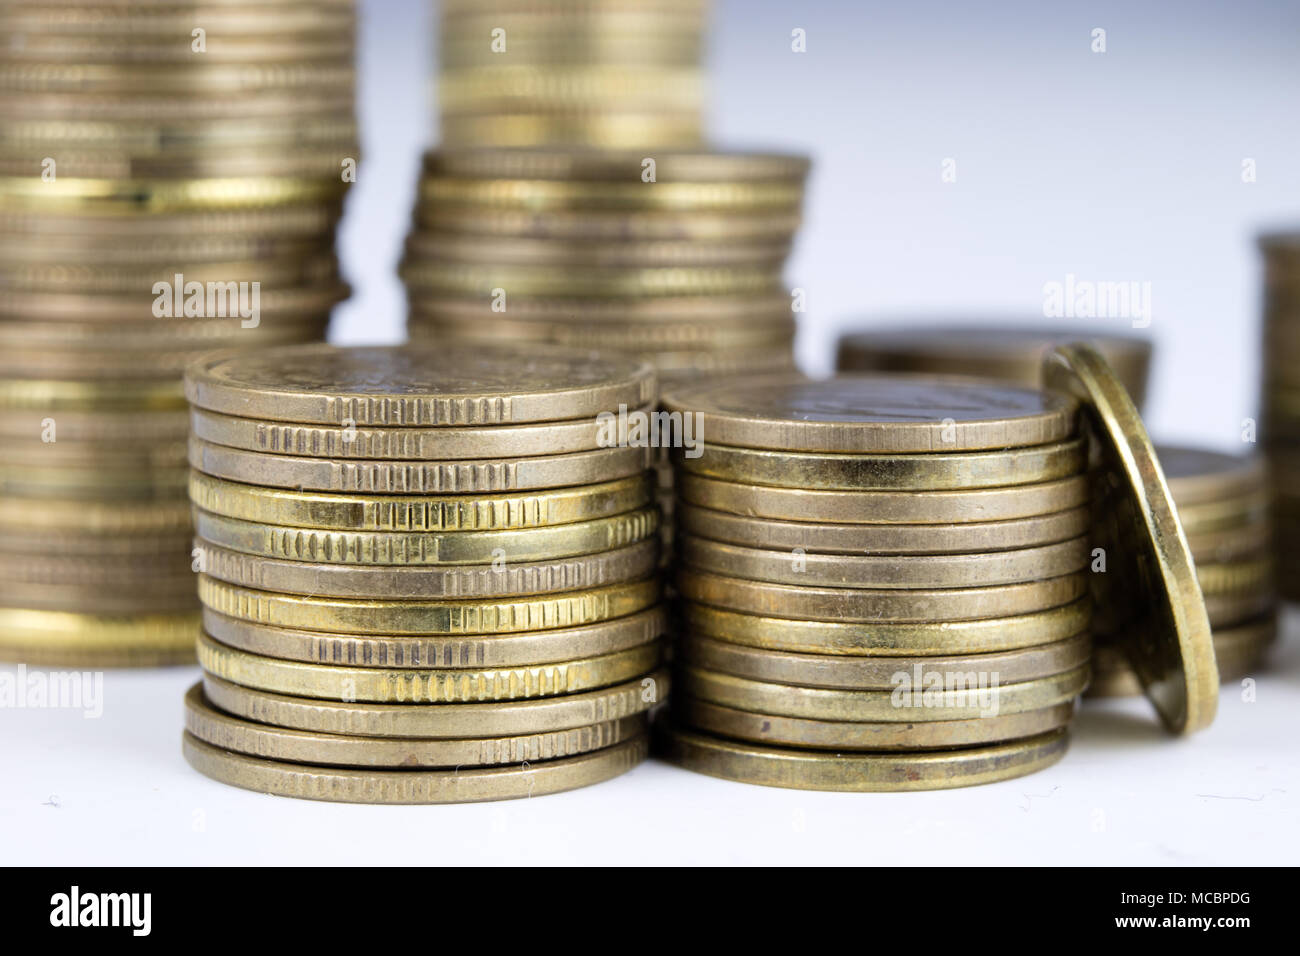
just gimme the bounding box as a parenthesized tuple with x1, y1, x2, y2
(676, 569, 1088, 623)
(0, 35, 355, 65)
(681, 632, 1090, 690)
(406, 291, 794, 324)
(184, 342, 654, 425)
(0, 336, 327, 379)
(187, 435, 654, 493)
(679, 534, 1090, 589)
(0, 175, 347, 213)
(399, 260, 781, 298)
(0, 204, 341, 242)
(656, 724, 1069, 792)
(676, 501, 1092, 554)
(418, 177, 802, 211)
(1174, 491, 1271, 534)
(0, 376, 183, 411)
(0, 7, 356, 35)
(1183, 521, 1272, 563)
(675, 439, 1086, 491)
(182, 731, 648, 804)
(679, 698, 1074, 752)
(403, 231, 791, 268)
(192, 506, 658, 567)
(0, 407, 187, 442)
(0, 495, 189, 533)
(202, 669, 668, 738)
(0, 465, 187, 500)
(1091, 614, 1276, 695)
(1044, 342, 1217, 733)
(408, 313, 795, 351)
(0, 253, 337, 293)
(414, 204, 803, 240)
(1158, 445, 1268, 506)
(679, 664, 1089, 722)
(0, 437, 186, 468)
(184, 683, 646, 769)
(438, 65, 702, 112)
(1195, 558, 1274, 597)
(197, 575, 660, 635)
(1203, 588, 1274, 629)
(0, 62, 355, 94)
(423, 149, 809, 184)
(676, 472, 1091, 524)
(202, 604, 667, 668)
(198, 631, 660, 703)
(188, 470, 652, 531)
(188, 403, 652, 459)
(661, 372, 1078, 453)
(682, 600, 1093, 656)
(438, 111, 703, 150)
(0, 282, 348, 322)
(0, 607, 197, 666)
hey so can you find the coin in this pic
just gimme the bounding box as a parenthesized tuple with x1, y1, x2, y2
(1044, 343, 1217, 733)
(675, 438, 1087, 491)
(1158, 445, 1268, 506)
(182, 731, 648, 804)
(184, 342, 654, 425)
(0, 174, 347, 212)
(438, 111, 703, 149)
(676, 501, 1092, 554)
(398, 260, 780, 298)
(423, 149, 810, 183)
(656, 724, 1069, 792)
(679, 698, 1074, 751)
(679, 534, 1090, 589)
(676, 568, 1088, 623)
(202, 669, 668, 738)
(0, 607, 197, 666)
(1195, 558, 1273, 597)
(418, 177, 803, 211)
(682, 600, 1093, 656)
(198, 631, 660, 703)
(184, 683, 646, 769)
(660, 372, 1078, 453)
(197, 575, 660, 634)
(202, 604, 667, 668)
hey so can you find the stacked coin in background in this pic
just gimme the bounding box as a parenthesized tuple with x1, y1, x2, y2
(182, 345, 666, 803)
(836, 324, 1154, 410)
(1258, 232, 1300, 600)
(0, 0, 356, 665)
(437, 0, 709, 148)
(1090, 446, 1277, 695)
(657, 374, 1100, 791)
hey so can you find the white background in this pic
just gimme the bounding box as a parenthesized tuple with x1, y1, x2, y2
(4, 0, 1299, 864)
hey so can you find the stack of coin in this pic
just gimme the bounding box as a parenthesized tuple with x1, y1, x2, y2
(437, 0, 709, 148)
(181, 345, 667, 803)
(1258, 232, 1300, 599)
(657, 345, 1219, 791)
(402, 149, 808, 388)
(0, 0, 357, 665)
(1090, 445, 1277, 695)
(836, 324, 1154, 410)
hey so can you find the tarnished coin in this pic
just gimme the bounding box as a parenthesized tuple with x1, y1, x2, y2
(674, 439, 1086, 491)
(660, 372, 1078, 453)
(184, 343, 655, 425)
(1044, 343, 1217, 734)
(682, 600, 1093, 656)
(680, 633, 1091, 690)
(202, 604, 666, 668)
(677, 569, 1088, 623)
(198, 631, 660, 703)
(184, 683, 647, 768)
(678, 534, 1090, 589)
(182, 731, 648, 804)
(656, 724, 1069, 792)
(679, 698, 1074, 752)
(202, 669, 668, 738)
(676, 502, 1091, 555)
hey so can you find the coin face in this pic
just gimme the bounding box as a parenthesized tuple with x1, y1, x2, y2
(661, 372, 1077, 452)
(184, 343, 655, 424)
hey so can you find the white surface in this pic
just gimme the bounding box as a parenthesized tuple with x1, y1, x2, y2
(3, 610, 1296, 866)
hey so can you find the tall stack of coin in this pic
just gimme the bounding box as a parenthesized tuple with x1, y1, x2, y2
(181, 345, 666, 803)
(1090, 446, 1277, 695)
(836, 324, 1154, 410)
(0, 0, 357, 665)
(1258, 232, 1300, 599)
(437, 0, 709, 149)
(657, 346, 1219, 791)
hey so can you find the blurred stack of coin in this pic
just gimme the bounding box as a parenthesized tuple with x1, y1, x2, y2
(0, 0, 357, 665)
(1258, 232, 1300, 599)
(836, 324, 1154, 410)
(437, 0, 709, 148)
(402, 149, 808, 388)
(1090, 446, 1276, 695)
(181, 344, 666, 803)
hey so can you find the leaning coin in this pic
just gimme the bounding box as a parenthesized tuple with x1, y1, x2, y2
(182, 732, 648, 804)
(656, 724, 1069, 792)
(198, 632, 660, 703)
(679, 698, 1074, 751)
(202, 669, 668, 738)
(184, 684, 647, 768)
(680, 632, 1090, 690)
(201, 604, 666, 668)
(197, 575, 660, 634)
(676, 569, 1087, 623)
(678, 534, 1090, 589)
